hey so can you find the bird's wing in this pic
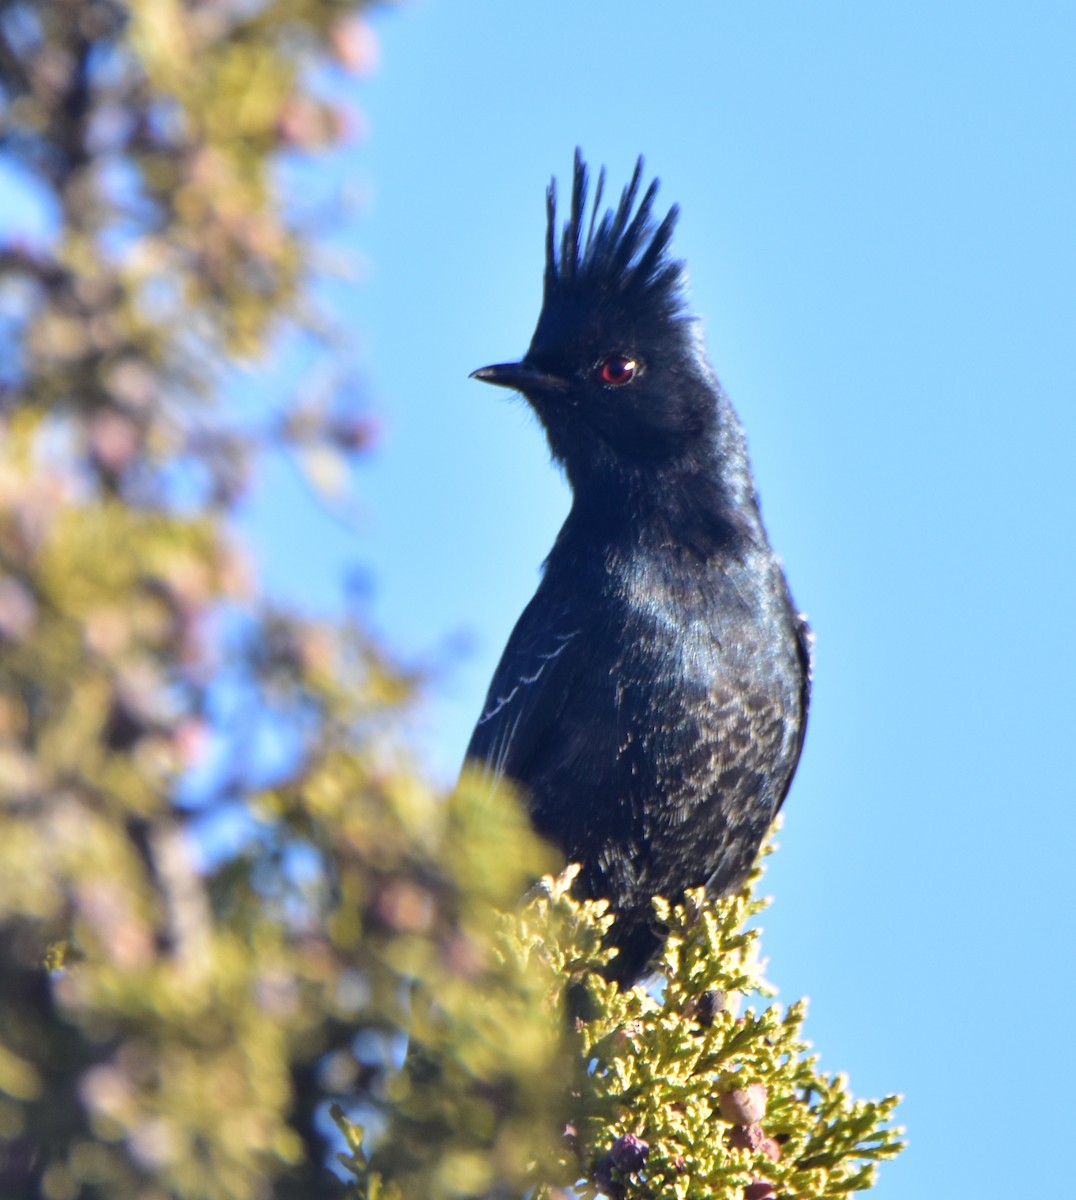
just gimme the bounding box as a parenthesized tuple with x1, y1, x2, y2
(775, 609, 813, 814)
(464, 592, 582, 789)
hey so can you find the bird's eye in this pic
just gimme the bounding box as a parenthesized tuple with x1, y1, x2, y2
(595, 354, 639, 387)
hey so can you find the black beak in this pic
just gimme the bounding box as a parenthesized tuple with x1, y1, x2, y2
(469, 361, 568, 395)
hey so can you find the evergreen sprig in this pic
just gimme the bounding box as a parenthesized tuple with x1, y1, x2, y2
(342, 839, 904, 1200)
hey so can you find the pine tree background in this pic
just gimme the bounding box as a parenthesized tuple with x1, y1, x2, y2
(10, 1, 1073, 1197)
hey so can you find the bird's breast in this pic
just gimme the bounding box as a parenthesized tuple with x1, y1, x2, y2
(615, 548, 777, 679)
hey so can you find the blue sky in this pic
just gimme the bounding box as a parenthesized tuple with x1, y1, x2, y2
(5, 0, 1065, 1194)
(245, 3, 1076, 1194)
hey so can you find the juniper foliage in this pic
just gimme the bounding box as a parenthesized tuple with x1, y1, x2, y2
(340, 839, 904, 1200)
(0, 3, 903, 1199)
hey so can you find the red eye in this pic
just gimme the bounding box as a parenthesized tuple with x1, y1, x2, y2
(596, 354, 639, 386)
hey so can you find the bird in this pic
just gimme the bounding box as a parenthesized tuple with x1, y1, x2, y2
(465, 151, 811, 985)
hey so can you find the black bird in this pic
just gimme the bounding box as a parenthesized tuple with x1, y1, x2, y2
(466, 152, 811, 984)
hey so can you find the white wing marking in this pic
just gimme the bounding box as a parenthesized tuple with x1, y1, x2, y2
(476, 630, 579, 726)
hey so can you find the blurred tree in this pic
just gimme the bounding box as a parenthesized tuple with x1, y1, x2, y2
(0, 3, 903, 1199)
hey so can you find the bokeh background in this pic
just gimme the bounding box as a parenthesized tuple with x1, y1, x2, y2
(10, 2, 1072, 1195)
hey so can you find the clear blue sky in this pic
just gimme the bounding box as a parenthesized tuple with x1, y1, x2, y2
(212, 2, 1076, 1195)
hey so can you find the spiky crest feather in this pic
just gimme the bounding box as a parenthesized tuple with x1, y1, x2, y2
(543, 149, 686, 320)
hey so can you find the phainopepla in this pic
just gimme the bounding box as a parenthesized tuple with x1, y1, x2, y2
(466, 151, 812, 985)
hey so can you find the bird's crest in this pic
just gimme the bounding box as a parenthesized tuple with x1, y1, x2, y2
(543, 149, 686, 320)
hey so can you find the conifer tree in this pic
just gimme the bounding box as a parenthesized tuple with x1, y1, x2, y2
(0, 4, 903, 1198)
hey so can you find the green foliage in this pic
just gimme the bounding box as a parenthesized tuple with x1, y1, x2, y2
(0, 1, 903, 1198)
(341, 848, 903, 1200)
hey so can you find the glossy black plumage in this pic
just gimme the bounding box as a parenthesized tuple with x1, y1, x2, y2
(466, 152, 811, 984)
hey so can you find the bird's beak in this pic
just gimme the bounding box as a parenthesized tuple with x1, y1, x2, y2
(469, 361, 568, 396)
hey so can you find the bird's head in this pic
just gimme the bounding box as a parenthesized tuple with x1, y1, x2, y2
(472, 151, 723, 486)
